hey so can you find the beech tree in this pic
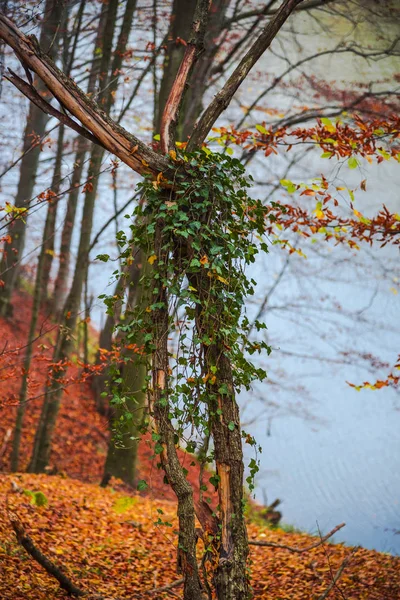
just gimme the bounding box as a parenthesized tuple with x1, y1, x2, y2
(0, 0, 66, 317)
(0, 2, 399, 599)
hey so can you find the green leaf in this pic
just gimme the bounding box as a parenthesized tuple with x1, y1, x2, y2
(256, 124, 269, 135)
(154, 442, 163, 455)
(137, 480, 148, 492)
(113, 496, 138, 513)
(228, 421, 235, 431)
(348, 156, 358, 169)
(190, 258, 201, 267)
(280, 179, 296, 194)
(321, 117, 335, 131)
(153, 134, 160, 140)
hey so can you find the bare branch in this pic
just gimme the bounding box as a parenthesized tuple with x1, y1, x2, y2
(249, 522, 345, 553)
(226, 0, 335, 27)
(0, 13, 169, 176)
(5, 69, 105, 147)
(187, 0, 305, 150)
(8, 509, 86, 597)
(146, 577, 184, 595)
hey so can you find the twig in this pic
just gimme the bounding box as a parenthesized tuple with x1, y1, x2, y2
(249, 522, 345, 553)
(146, 577, 184, 594)
(316, 548, 358, 600)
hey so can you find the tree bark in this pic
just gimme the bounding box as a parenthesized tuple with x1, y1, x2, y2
(52, 0, 104, 316)
(39, 123, 65, 305)
(28, 0, 120, 473)
(151, 215, 203, 600)
(10, 123, 65, 472)
(188, 266, 250, 599)
(52, 136, 88, 316)
(100, 251, 146, 487)
(0, 0, 65, 316)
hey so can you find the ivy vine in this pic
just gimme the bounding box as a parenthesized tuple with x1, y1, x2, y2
(99, 149, 271, 493)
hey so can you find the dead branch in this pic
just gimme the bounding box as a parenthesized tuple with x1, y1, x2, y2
(249, 522, 345, 553)
(5, 69, 105, 147)
(0, 13, 169, 177)
(316, 548, 358, 600)
(146, 577, 184, 595)
(8, 509, 86, 597)
(8, 505, 124, 599)
(160, 0, 210, 153)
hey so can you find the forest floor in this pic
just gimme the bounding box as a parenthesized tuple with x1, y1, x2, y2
(0, 291, 399, 599)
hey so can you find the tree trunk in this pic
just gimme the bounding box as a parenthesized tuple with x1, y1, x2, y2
(188, 249, 250, 599)
(10, 120, 68, 471)
(39, 123, 65, 305)
(28, 0, 120, 473)
(155, 0, 229, 140)
(51, 136, 87, 316)
(0, 0, 65, 316)
(52, 0, 108, 316)
(151, 216, 203, 600)
(208, 351, 250, 599)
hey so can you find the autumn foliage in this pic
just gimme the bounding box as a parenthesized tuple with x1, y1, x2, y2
(0, 295, 399, 599)
(1, 473, 399, 600)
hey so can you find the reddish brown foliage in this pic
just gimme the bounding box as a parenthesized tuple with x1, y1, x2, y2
(0, 474, 399, 599)
(0, 292, 213, 504)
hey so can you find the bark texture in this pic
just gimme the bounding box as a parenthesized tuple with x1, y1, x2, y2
(0, 0, 65, 316)
(28, 0, 120, 473)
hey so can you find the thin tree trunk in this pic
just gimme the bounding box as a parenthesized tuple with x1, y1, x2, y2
(28, 144, 104, 473)
(28, 0, 120, 473)
(100, 250, 146, 485)
(151, 216, 203, 600)
(52, 0, 105, 316)
(10, 120, 67, 472)
(51, 136, 87, 316)
(39, 1, 84, 304)
(0, 0, 65, 316)
(208, 351, 249, 599)
(39, 123, 65, 305)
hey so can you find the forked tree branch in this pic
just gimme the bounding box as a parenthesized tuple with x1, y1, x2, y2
(160, 0, 211, 153)
(187, 0, 305, 150)
(0, 13, 169, 177)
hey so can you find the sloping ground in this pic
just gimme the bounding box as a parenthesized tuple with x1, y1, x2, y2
(1, 291, 400, 599)
(0, 291, 204, 502)
(1, 474, 399, 600)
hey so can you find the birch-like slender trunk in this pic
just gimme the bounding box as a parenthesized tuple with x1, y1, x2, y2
(28, 0, 120, 473)
(10, 122, 65, 471)
(0, 0, 64, 316)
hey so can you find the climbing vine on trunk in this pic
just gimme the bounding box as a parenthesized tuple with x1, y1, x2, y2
(100, 150, 271, 598)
